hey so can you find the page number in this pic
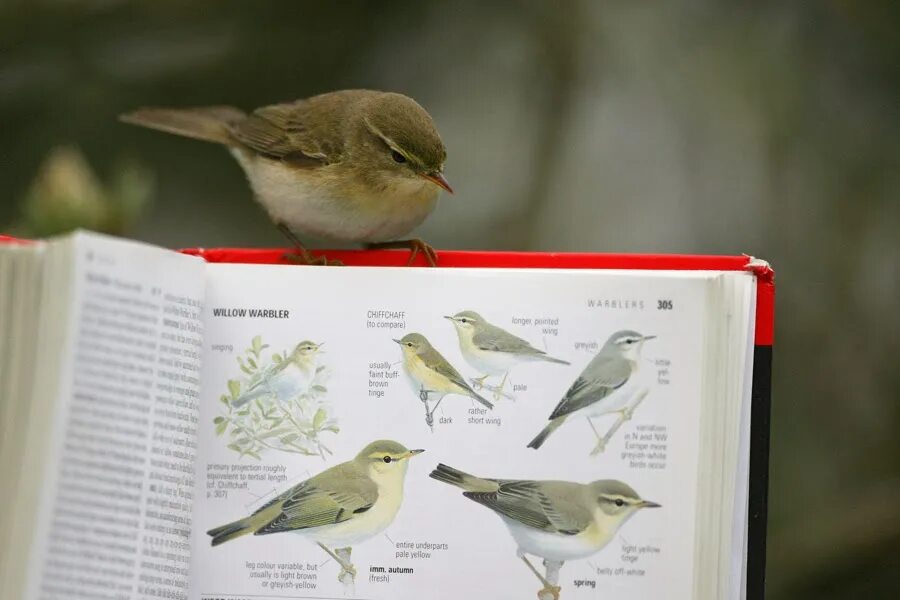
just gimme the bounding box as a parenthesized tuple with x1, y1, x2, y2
(657, 299, 673, 310)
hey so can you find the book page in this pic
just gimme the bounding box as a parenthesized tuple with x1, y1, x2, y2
(190, 264, 720, 600)
(18, 232, 206, 600)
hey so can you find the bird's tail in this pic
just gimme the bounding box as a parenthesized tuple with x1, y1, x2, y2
(119, 106, 246, 145)
(527, 416, 565, 450)
(539, 353, 571, 366)
(207, 516, 257, 547)
(429, 463, 497, 493)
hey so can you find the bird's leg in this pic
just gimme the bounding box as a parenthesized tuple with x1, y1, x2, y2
(520, 555, 562, 600)
(539, 559, 564, 600)
(318, 543, 356, 589)
(366, 239, 438, 267)
(593, 389, 651, 456)
(335, 546, 356, 592)
(278, 223, 343, 266)
(495, 371, 509, 401)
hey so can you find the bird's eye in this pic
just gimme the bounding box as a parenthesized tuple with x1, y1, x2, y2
(406, 342, 413, 347)
(383, 456, 392, 463)
(460, 318, 468, 323)
(391, 150, 407, 163)
(615, 499, 625, 507)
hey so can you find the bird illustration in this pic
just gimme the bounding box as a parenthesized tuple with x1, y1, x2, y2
(232, 340, 323, 408)
(430, 463, 659, 600)
(527, 330, 654, 452)
(445, 310, 569, 397)
(120, 90, 451, 266)
(394, 333, 493, 430)
(207, 440, 423, 585)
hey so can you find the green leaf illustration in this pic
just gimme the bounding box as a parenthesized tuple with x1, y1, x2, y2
(272, 353, 282, 364)
(227, 379, 241, 399)
(313, 408, 327, 429)
(252, 335, 262, 354)
(215, 420, 227, 436)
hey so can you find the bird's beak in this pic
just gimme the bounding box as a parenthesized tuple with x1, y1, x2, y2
(638, 500, 661, 508)
(443, 315, 454, 320)
(392, 338, 402, 345)
(400, 449, 425, 460)
(641, 335, 657, 342)
(422, 171, 453, 194)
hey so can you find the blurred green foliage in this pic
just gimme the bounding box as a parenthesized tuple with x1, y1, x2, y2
(1, 1, 898, 598)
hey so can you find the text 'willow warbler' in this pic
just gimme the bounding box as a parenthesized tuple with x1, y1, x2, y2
(120, 90, 451, 265)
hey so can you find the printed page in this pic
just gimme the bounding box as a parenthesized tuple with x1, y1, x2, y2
(19, 232, 205, 600)
(191, 264, 714, 600)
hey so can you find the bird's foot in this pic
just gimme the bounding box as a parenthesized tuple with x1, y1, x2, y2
(337, 562, 357, 582)
(495, 372, 509, 401)
(621, 406, 634, 421)
(537, 584, 562, 600)
(471, 375, 490, 391)
(277, 224, 343, 266)
(283, 248, 344, 267)
(590, 438, 607, 456)
(366, 238, 438, 267)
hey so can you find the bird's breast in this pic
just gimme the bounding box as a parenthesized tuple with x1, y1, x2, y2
(235, 153, 438, 243)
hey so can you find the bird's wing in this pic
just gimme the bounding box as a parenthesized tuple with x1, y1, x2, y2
(230, 101, 336, 166)
(253, 463, 378, 535)
(422, 347, 476, 393)
(548, 356, 630, 419)
(472, 324, 543, 356)
(464, 480, 591, 535)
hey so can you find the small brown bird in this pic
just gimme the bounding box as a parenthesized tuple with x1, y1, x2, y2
(120, 90, 452, 265)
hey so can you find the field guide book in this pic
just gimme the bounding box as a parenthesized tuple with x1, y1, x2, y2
(0, 231, 774, 600)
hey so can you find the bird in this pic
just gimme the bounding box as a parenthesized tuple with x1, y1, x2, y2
(445, 310, 569, 396)
(527, 330, 655, 452)
(207, 440, 423, 583)
(394, 333, 493, 429)
(120, 90, 452, 266)
(232, 340, 323, 408)
(429, 463, 659, 600)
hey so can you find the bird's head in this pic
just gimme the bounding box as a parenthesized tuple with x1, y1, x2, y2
(590, 480, 660, 525)
(603, 330, 655, 362)
(393, 333, 430, 357)
(355, 440, 424, 478)
(361, 92, 452, 196)
(444, 310, 483, 335)
(289, 340, 323, 362)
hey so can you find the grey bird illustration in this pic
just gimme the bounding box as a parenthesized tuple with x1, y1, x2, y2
(430, 463, 659, 600)
(527, 330, 654, 451)
(445, 310, 569, 396)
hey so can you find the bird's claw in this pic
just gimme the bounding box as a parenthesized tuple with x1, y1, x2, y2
(621, 406, 634, 421)
(283, 249, 344, 267)
(590, 439, 606, 456)
(337, 563, 357, 581)
(537, 585, 562, 600)
(404, 239, 438, 267)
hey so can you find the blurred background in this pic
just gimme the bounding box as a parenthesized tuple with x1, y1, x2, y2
(1, 0, 898, 597)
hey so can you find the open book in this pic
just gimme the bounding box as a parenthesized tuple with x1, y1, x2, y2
(0, 231, 773, 600)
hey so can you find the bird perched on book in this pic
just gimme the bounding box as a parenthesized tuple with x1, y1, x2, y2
(207, 440, 423, 584)
(120, 90, 451, 266)
(445, 310, 569, 398)
(527, 330, 655, 452)
(429, 463, 659, 600)
(394, 333, 493, 429)
(232, 340, 323, 408)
